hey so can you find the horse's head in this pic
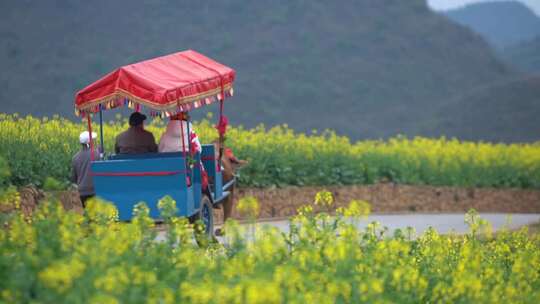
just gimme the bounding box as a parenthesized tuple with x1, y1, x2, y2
(213, 140, 248, 180)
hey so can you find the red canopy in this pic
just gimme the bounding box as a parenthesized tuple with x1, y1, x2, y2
(74, 50, 235, 116)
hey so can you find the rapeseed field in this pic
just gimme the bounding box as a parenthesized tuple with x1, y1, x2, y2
(1, 114, 539, 188)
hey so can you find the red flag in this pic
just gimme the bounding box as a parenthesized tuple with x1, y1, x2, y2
(215, 115, 229, 137)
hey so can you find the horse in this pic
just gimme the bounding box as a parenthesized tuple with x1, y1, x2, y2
(212, 141, 247, 236)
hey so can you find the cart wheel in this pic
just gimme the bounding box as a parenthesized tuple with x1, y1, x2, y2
(199, 196, 214, 237)
(191, 195, 215, 241)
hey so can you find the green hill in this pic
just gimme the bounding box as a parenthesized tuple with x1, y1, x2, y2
(501, 37, 540, 74)
(0, 0, 537, 142)
(422, 76, 540, 142)
(444, 1, 540, 48)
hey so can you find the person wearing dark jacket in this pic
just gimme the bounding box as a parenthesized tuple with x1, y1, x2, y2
(115, 112, 158, 154)
(71, 131, 98, 208)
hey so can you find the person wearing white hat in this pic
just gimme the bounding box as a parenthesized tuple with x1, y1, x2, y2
(71, 131, 99, 208)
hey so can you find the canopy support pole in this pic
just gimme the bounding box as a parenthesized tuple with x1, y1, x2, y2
(217, 100, 224, 172)
(87, 114, 94, 161)
(99, 106, 104, 159)
(186, 113, 192, 182)
(179, 116, 188, 185)
(186, 112, 191, 155)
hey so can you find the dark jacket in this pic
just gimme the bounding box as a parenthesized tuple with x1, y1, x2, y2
(115, 127, 158, 154)
(71, 147, 98, 196)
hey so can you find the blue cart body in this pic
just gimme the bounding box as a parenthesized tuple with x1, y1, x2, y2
(91, 144, 229, 221)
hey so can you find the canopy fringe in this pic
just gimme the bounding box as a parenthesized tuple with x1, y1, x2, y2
(75, 87, 234, 118)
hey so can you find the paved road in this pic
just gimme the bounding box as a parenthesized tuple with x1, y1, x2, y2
(252, 213, 540, 235)
(156, 213, 540, 242)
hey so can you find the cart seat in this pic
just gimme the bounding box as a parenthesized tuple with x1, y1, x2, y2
(108, 151, 184, 160)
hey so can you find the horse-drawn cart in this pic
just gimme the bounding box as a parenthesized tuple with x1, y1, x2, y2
(74, 50, 236, 235)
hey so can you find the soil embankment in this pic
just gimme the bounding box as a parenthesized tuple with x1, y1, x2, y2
(10, 184, 540, 222)
(229, 183, 540, 222)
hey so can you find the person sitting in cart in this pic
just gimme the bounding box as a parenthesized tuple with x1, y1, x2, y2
(71, 131, 99, 208)
(158, 112, 201, 154)
(115, 112, 158, 154)
(159, 112, 209, 189)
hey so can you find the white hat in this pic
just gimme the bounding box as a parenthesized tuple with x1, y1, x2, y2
(79, 131, 97, 144)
